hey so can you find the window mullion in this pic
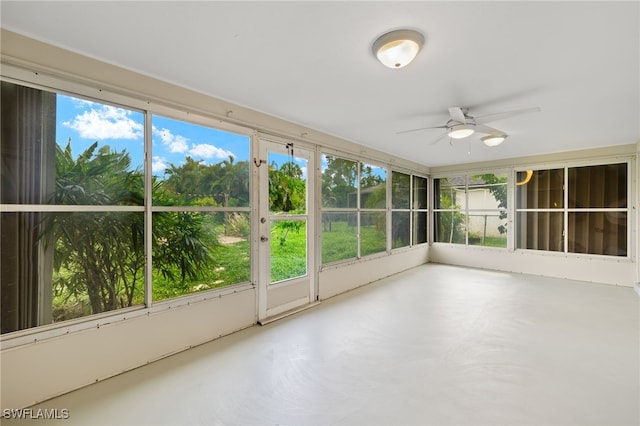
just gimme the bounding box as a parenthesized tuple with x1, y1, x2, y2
(144, 111, 153, 308)
(563, 166, 568, 254)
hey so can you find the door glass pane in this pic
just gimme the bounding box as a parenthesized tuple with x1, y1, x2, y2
(269, 152, 307, 214)
(270, 220, 307, 283)
(322, 212, 357, 264)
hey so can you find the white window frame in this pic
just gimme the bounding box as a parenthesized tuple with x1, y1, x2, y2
(514, 157, 633, 260)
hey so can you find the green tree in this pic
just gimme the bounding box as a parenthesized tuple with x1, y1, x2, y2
(164, 156, 207, 204)
(48, 141, 212, 316)
(163, 156, 250, 208)
(50, 141, 144, 313)
(473, 173, 508, 234)
(209, 156, 250, 208)
(269, 161, 305, 213)
(321, 156, 358, 208)
(435, 180, 465, 243)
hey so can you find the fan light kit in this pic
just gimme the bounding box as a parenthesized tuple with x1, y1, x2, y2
(481, 135, 506, 146)
(372, 29, 424, 69)
(397, 106, 541, 148)
(448, 124, 475, 139)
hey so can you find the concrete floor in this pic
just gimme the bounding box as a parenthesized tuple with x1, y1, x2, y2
(10, 264, 640, 425)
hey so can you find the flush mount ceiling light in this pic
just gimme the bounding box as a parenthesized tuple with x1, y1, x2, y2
(481, 135, 507, 146)
(448, 124, 475, 139)
(372, 29, 425, 69)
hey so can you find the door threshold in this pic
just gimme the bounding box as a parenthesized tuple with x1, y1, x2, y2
(258, 301, 321, 326)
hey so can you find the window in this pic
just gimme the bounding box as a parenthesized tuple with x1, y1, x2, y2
(1, 82, 145, 333)
(391, 172, 428, 249)
(517, 164, 628, 256)
(0, 81, 251, 334)
(321, 155, 387, 264)
(433, 173, 508, 247)
(151, 116, 250, 300)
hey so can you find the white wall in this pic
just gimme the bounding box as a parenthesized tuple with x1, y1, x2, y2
(1, 288, 257, 409)
(430, 245, 635, 287)
(319, 246, 429, 299)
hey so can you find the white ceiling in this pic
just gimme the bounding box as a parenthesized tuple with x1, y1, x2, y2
(2, 1, 638, 167)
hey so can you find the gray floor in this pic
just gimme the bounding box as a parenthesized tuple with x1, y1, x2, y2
(11, 264, 640, 426)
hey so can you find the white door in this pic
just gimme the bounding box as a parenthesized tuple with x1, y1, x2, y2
(257, 138, 315, 322)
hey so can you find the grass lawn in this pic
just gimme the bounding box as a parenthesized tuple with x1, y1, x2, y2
(321, 220, 386, 263)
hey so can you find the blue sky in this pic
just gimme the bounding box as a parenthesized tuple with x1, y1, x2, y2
(55, 94, 385, 182)
(56, 95, 250, 177)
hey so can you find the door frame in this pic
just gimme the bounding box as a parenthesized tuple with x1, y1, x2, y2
(255, 135, 316, 322)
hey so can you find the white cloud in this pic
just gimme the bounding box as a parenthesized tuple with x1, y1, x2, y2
(70, 97, 97, 108)
(152, 156, 168, 174)
(189, 143, 234, 160)
(153, 127, 189, 153)
(63, 105, 143, 140)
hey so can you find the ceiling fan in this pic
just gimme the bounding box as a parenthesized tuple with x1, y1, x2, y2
(397, 106, 541, 146)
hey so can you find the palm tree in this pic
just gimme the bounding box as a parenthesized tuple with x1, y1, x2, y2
(50, 141, 144, 313)
(48, 141, 212, 317)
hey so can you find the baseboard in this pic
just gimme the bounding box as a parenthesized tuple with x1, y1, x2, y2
(258, 301, 321, 326)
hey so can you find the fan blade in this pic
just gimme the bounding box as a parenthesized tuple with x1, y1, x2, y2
(475, 124, 507, 136)
(396, 125, 447, 135)
(473, 107, 541, 125)
(448, 107, 467, 124)
(428, 132, 449, 145)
